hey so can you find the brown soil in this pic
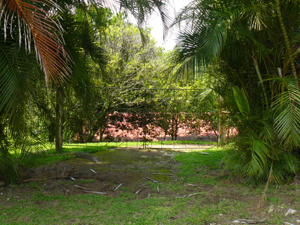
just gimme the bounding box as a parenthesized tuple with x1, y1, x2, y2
(3, 148, 184, 199)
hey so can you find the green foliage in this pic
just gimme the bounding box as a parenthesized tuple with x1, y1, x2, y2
(273, 78, 300, 150)
(18, 151, 72, 169)
(223, 146, 299, 185)
(222, 85, 300, 184)
(0, 153, 18, 183)
(174, 0, 300, 183)
(232, 86, 250, 118)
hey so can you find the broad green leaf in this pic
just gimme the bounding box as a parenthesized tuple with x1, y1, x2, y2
(232, 86, 250, 117)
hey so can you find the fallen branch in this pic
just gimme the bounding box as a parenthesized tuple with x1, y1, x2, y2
(82, 190, 107, 195)
(113, 183, 123, 191)
(135, 184, 148, 195)
(18, 175, 112, 184)
(185, 183, 198, 187)
(90, 169, 97, 174)
(71, 175, 114, 182)
(232, 219, 266, 224)
(197, 152, 209, 155)
(175, 192, 202, 199)
(152, 172, 174, 176)
(135, 187, 144, 195)
(144, 177, 158, 183)
(19, 176, 69, 184)
(74, 185, 90, 190)
(37, 152, 102, 163)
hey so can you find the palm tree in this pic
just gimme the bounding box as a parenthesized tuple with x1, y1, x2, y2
(173, 0, 300, 183)
(0, 0, 171, 181)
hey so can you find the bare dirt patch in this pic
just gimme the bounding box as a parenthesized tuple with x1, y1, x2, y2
(2, 148, 183, 199)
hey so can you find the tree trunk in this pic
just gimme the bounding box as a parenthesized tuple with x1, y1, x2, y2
(48, 121, 55, 142)
(218, 96, 226, 146)
(99, 124, 106, 142)
(55, 85, 64, 153)
(275, 0, 298, 85)
(170, 115, 179, 141)
(174, 115, 178, 141)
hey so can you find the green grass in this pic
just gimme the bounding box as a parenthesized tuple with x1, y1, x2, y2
(17, 145, 115, 168)
(173, 147, 227, 185)
(0, 193, 254, 225)
(12, 140, 217, 168)
(150, 140, 217, 146)
(75, 179, 96, 184)
(10, 140, 216, 155)
(2, 143, 299, 224)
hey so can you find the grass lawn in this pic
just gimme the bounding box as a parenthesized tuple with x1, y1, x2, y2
(1, 142, 300, 224)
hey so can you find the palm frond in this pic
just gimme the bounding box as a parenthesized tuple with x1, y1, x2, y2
(246, 138, 270, 177)
(1, 0, 71, 84)
(232, 86, 250, 118)
(273, 78, 300, 149)
(120, 0, 171, 38)
(175, 0, 245, 66)
(0, 36, 35, 114)
(0, 153, 18, 183)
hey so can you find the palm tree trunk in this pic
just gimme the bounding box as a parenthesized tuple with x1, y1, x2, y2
(252, 56, 269, 109)
(275, 0, 298, 86)
(55, 85, 64, 153)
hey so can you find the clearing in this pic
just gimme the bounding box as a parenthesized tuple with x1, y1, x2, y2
(0, 144, 300, 224)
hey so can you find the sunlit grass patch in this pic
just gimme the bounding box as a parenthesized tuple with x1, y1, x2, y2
(151, 140, 217, 146)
